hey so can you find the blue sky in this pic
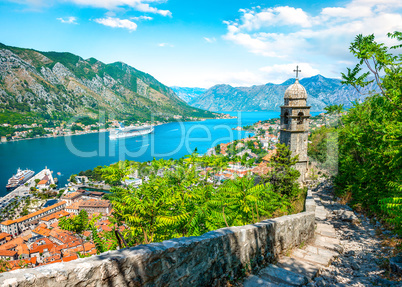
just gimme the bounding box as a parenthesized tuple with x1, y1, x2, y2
(0, 0, 401, 88)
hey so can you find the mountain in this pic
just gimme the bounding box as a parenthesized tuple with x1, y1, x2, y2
(170, 87, 207, 103)
(189, 75, 376, 112)
(0, 43, 215, 124)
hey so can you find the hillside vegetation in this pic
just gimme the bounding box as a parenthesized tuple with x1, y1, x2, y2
(309, 32, 402, 235)
(0, 43, 215, 125)
(69, 144, 304, 250)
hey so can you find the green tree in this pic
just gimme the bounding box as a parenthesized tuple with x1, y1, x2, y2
(58, 210, 105, 256)
(215, 176, 289, 226)
(69, 174, 77, 184)
(334, 32, 402, 226)
(266, 143, 302, 199)
(341, 32, 402, 110)
(324, 104, 344, 115)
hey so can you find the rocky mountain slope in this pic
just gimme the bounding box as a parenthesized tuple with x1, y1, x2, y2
(188, 75, 377, 112)
(0, 43, 214, 123)
(170, 87, 206, 103)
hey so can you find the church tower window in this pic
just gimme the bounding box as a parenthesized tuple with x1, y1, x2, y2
(284, 111, 289, 125)
(297, 112, 304, 124)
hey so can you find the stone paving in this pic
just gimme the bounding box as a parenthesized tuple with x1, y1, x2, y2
(308, 180, 401, 287)
(243, 179, 402, 287)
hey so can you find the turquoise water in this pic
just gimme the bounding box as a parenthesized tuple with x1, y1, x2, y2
(0, 111, 320, 196)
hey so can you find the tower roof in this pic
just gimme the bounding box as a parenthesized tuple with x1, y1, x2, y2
(285, 79, 307, 99)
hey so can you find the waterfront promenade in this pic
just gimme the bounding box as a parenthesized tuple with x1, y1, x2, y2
(0, 168, 54, 209)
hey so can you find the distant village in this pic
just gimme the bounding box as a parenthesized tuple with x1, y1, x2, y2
(1, 120, 154, 143)
(0, 113, 236, 143)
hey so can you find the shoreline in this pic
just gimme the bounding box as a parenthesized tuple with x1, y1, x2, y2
(0, 116, 236, 144)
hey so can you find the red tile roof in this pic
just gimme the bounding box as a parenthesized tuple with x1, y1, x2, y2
(0, 232, 10, 240)
(0, 250, 17, 257)
(30, 243, 55, 255)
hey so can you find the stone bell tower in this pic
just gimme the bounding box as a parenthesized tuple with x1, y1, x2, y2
(279, 66, 310, 182)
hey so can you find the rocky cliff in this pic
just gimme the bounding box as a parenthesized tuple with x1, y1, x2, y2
(188, 75, 377, 112)
(0, 43, 214, 122)
(170, 87, 207, 103)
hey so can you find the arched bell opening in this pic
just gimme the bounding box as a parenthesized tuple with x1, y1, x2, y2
(297, 111, 304, 125)
(284, 111, 289, 125)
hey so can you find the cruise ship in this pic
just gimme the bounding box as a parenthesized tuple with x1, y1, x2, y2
(109, 125, 154, 140)
(6, 169, 35, 190)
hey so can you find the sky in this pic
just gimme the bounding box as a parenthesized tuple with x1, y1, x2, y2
(0, 0, 401, 88)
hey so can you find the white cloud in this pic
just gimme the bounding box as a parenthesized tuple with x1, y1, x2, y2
(131, 15, 153, 21)
(223, 0, 402, 61)
(9, 0, 172, 17)
(94, 17, 137, 31)
(237, 6, 312, 31)
(204, 37, 216, 43)
(158, 42, 174, 47)
(57, 16, 78, 24)
(132, 2, 171, 17)
(68, 0, 171, 16)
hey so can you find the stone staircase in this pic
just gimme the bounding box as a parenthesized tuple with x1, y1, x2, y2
(243, 193, 343, 287)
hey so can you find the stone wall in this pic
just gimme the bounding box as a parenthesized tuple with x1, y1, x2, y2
(0, 192, 316, 287)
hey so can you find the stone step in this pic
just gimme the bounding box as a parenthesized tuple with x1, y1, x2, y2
(257, 264, 309, 286)
(277, 257, 321, 280)
(315, 223, 337, 238)
(304, 245, 339, 258)
(315, 234, 340, 245)
(312, 237, 343, 254)
(315, 206, 327, 220)
(243, 275, 293, 287)
(291, 248, 333, 267)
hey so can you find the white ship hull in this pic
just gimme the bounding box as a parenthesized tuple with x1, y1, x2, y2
(109, 126, 154, 140)
(6, 169, 35, 190)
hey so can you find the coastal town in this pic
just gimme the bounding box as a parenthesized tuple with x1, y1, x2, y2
(0, 114, 287, 270)
(0, 168, 113, 270)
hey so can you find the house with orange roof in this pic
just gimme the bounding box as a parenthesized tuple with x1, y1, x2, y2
(8, 257, 37, 270)
(61, 191, 83, 206)
(37, 175, 50, 190)
(0, 237, 25, 252)
(50, 221, 59, 229)
(0, 201, 66, 236)
(61, 254, 78, 262)
(0, 249, 17, 260)
(15, 243, 29, 259)
(49, 229, 77, 245)
(39, 210, 70, 228)
(41, 253, 61, 264)
(0, 232, 11, 245)
(32, 226, 51, 238)
(66, 242, 96, 256)
(0, 220, 18, 236)
(55, 240, 82, 255)
(79, 199, 111, 218)
(30, 242, 55, 262)
(65, 200, 82, 215)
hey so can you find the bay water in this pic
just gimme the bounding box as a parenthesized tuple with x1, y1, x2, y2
(0, 111, 320, 196)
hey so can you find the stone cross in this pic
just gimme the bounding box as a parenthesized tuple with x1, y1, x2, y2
(294, 66, 301, 79)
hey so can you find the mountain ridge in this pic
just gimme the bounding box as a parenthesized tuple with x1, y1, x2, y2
(179, 74, 376, 112)
(0, 43, 215, 124)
